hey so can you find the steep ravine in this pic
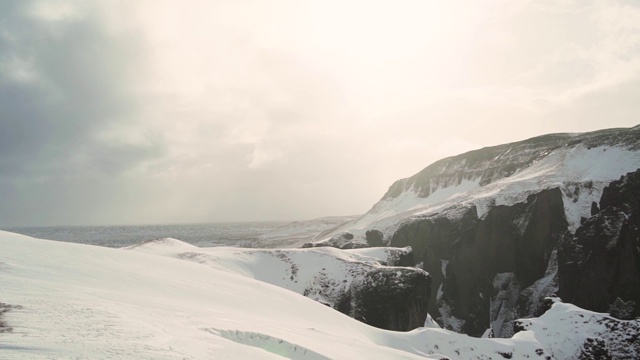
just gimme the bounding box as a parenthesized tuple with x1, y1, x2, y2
(390, 187, 568, 336)
(387, 168, 640, 337)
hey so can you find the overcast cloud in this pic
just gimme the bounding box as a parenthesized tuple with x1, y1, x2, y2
(1, 0, 639, 226)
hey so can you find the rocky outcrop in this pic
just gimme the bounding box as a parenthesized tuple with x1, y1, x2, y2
(558, 169, 640, 317)
(0, 302, 21, 333)
(365, 229, 384, 247)
(513, 297, 640, 360)
(390, 188, 568, 336)
(302, 232, 367, 249)
(344, 267, 431, 331)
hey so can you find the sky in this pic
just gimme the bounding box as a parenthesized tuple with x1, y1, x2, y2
(1, 0, 639, 227)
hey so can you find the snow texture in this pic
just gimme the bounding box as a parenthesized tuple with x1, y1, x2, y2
(2, 231, 639, 359)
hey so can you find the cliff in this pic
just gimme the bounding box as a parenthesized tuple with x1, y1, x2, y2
(558, 169, 640, 316)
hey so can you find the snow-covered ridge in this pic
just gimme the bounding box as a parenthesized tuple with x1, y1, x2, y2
(328, 126, 640, 240)
(127, 238, 417, 309)
(384, 127, 639, 200)
(3, 231, 639, 359)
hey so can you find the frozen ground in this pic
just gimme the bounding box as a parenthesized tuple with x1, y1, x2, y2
(2, 231, 638, 359)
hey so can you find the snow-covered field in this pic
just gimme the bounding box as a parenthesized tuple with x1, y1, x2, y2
(2, 231, 638, 359)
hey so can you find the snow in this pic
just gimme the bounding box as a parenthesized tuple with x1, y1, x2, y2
(0, 231, 428, 359)
(2, 231, 638, 359)
(514, 301, 640, 359)
(440, 259, 449, 278)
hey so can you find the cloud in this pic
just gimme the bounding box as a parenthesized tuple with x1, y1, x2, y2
(0, 0, 162, 180)
(0, 0, 638, 226)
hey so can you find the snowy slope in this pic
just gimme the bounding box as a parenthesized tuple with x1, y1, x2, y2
(126, 239, 426, 333)
(2, 231, 639, 359)
(0, 231, 424, 359)
(321, 126, 640, 242)
(126, 238, 414, 307)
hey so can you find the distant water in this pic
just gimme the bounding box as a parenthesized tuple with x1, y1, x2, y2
(3, 222, 289, 248)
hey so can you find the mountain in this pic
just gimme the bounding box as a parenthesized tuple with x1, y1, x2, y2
(313, 125, 640, 336)
(558, 168, 640, 315)
(3, 230, 640, 359)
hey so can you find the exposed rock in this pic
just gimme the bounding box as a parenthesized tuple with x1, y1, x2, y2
(384, 247, 416, 267)
(558, 169, 640, 317)
(609, 298, 637, 320)
(390, 188, 568, 336)
(580, 337, 612, 360)
(365, 229, 384, 247)
(0, 302, 22, 333)
(351, 267, 431, 331)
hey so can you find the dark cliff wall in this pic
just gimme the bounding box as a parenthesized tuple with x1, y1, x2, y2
(390, 188, 568, 336)
(327, 265, 431, 332)
(558, 169, 640, 316)
(349, 268, 431, 331)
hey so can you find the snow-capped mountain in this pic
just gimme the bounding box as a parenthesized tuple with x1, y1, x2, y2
(322, 125, 640, 241)
(2, 230, 639, 359)
(313, 125, 640, 337)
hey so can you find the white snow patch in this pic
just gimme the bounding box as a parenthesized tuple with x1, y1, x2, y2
(440, 259, 449, 278)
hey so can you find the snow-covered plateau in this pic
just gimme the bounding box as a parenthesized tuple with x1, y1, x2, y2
(2, 230, 639, 359)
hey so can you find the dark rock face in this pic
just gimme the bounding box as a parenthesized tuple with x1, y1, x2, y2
(365, 229, 384, 247)
(350, 267, 431, 331)
(275, 246, 431, 332)
(558, 169, 640, 317)
(390, 188, 568, 336)
(384, 247, 416, 267)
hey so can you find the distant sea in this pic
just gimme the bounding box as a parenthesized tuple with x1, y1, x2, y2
(2, 222, 289, 248)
